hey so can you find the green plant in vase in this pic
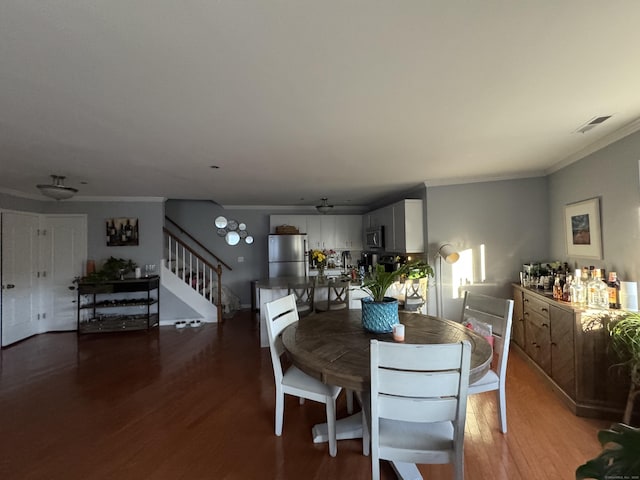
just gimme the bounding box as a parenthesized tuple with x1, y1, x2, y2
(360, 260, 434, 333)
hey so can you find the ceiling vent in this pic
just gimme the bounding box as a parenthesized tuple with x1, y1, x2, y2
(575, 115, 613, 134)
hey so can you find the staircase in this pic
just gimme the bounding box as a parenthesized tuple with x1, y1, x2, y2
(162, 226, 229, 323)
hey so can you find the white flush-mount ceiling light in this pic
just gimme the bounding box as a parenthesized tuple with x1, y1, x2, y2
(316, 197, 334, 214)
(37, 175, 78, 200)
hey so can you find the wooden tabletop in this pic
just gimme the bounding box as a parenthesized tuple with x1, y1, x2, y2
(281, 310, 493, 392)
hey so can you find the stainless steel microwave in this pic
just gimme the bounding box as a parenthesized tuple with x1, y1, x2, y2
(365, 226, 384, 250)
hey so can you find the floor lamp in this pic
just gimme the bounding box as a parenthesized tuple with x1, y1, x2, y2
(436, 243, 460, 318)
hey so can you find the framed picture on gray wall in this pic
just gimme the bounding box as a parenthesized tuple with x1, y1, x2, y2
(106, 217, 139, 246)
(564, 198, 602, 259)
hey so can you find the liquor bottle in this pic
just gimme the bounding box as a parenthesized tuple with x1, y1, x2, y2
(588, 269, 608, 309)
(570, 269, 586, 306)
(553, 276, 562, 300)
(563, 274, 572, 302)
(608, 272, 621, 309)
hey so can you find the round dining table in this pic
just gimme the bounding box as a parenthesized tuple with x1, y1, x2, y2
(281, 309, 493, 480)
(281, 309, 493, 392)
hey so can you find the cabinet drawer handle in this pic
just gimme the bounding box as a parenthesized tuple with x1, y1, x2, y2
(524, 298, 529, 303)
(541, 308, 548, 313)
(542, 322, 548, 328)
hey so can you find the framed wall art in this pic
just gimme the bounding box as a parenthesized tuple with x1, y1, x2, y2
(564, 197, 602, 259)
(106, 217, 139, 246)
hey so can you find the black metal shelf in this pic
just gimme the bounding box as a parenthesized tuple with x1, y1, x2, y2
(77, 277, 160, 334)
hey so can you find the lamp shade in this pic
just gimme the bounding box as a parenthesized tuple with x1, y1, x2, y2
(438, 243, 459, 264)
(37, 175, 78, 200)
(316, 197, 333, 214)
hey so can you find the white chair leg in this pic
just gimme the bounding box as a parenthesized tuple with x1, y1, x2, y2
(497, 386, 507, 433)
(371, 449, 380, 480)
(325, 397, 337, 457)
(454, 451, 464, 480)
(361, 411, 370, 456)
(275, 390, 284, 436)
(346, 389, 354, 414)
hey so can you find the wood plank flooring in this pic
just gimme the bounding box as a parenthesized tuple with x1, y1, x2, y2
(0, 310, 610, 479)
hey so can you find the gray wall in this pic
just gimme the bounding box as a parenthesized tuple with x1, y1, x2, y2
(549, 131, 640, 282)
(43, 200, 165, 270)
(425, 177, 549, 319)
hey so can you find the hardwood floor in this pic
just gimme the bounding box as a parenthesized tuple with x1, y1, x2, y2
(0, 310, 609, 480)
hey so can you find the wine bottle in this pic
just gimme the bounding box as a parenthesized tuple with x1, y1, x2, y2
(608, 272, 621, 309)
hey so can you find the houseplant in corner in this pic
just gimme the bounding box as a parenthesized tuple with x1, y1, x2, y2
(575, 423, 640, 479)
(607, 312, 640, 424)
(360, 260, 434, 333)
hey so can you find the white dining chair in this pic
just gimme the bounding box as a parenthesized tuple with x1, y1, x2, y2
(460, 290, 514, 433)
(264, 294, 342, 456)
(369, 339, 471, 480)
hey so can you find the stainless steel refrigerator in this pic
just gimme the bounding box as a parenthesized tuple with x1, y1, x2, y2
(268, 234, 308, 278)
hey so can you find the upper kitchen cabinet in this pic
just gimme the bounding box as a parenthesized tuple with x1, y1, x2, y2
(392, 199, 424, 253)
(364, 199, 424, 253)
(307, 215, 335, 250)
(335, 215, 363, 250)
(270, 214, 362, 251)
(269, 215, 307, 234)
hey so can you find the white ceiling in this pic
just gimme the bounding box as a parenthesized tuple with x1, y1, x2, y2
(2, 1, 640, 208)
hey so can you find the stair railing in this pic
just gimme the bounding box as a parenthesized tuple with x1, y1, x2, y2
(164, 227, 224, 321)
(165, 216, 232, 271)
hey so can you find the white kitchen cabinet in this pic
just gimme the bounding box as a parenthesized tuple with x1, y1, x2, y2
(369, 205, 395, 251)
(306, 215, 339, 250)
(364, 199, 424, 253)
(334, 215, 363, 250)
(391, 199, 424, 253)
(271, 214, 363, 251)
(269, 215, 307, 234)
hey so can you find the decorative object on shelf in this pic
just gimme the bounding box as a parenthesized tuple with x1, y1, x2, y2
(564, 197, 603, 259)
(36, 174, 78, 200)
(213, 215, 253, 245)
(79, 256, 138, 282)
(106, 217, 139, 246)
(435, 242, 460, 317)
(576, 423, 640, 480)
(315, 197, 334, 214)
(360, 261, 434, 333)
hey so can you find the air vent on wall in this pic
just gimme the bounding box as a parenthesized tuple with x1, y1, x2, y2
(575, 115, 613, 134)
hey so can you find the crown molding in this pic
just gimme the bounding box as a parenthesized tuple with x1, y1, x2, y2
(546, 116, 640, 175)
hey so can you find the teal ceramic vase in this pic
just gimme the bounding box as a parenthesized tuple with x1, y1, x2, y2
(361, 297, 399, 333)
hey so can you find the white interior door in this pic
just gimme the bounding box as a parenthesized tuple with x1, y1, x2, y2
(1, 211, 39, 346)
(41, 215, 87, 331)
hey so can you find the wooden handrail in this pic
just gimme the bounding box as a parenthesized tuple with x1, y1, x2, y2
(165, 216, 232, 271)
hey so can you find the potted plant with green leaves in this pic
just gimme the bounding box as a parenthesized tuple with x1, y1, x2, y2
(607, 312, 640, 424)
(576, 423, 640, 479)
(360, 260, 434, 333)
